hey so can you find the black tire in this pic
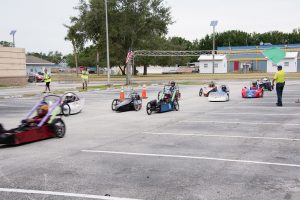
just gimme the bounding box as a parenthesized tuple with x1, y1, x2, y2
(199, 88, 203, 96)
(61, 103, 70, 116)
(133, 100, 142, 111)
(111, 99, 120, 111)
(50, 118, 66, 138)
(173, 100, 179, 111)
(146, 102, 152, 115)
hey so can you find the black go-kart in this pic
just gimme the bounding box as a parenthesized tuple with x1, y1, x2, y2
(258, 77, 273, 91)
(146, 85, 179, 115)
(111, 91, 142, 112)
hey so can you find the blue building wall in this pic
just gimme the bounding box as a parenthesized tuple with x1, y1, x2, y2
(218, 43, 300, 51)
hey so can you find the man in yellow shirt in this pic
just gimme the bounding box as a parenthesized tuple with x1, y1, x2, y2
(272, 65, 285, 106)
(43, 68, 51, 93)
(81, 67, 89, 90)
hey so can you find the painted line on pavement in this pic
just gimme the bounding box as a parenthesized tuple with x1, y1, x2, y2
(81, 150, 300, 168)
(143, 132, 300, 141)
(224, 106, 300, 109)
(180, 120, 300, 126)
(0, 188, 141, 200)
(208, 112, 300, 116)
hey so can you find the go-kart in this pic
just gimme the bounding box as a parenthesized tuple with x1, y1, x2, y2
(146, 85, 179, 115)
(258, 77, 273, 91)
(208, 85, 230, 102)
(242, 82, 264, 98)
(199, 82, 217, 97)
(61, 92, 85, 116)
(112, 90, 142, 112)
(0, 95, 66, 145)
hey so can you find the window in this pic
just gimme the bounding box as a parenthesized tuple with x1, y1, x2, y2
(204, 64, 208, 68)
(284, 62, 289, 67)
(214, 63, 218, 68)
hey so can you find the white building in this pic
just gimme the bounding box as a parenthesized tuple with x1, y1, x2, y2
(267, 52, 298, 72)
(197, 54, 227, 73)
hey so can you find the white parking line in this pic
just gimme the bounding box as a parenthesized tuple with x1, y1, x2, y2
(81, 150, 300, 168)
(0, 188, 141, 200)
(225, 106, 300, 109)
(143, 132, 300, 141)
(180, 120, 300, 126)
(208, 112, 300, 116)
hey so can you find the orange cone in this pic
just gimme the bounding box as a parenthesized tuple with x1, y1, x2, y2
(141, 84, 148, 99)
(120, 86, 125, 101)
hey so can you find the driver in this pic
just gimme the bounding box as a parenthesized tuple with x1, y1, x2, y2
(22, 105, 49, 127)
(251, 81, 258, 90)
(170, 81, 176, 93)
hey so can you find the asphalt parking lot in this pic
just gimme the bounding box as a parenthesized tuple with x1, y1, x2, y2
(0, 80, 300, 200)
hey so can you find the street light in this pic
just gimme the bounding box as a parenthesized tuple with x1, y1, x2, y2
(10, 30, 17, 47)
(105, 0, 110, 85)
(210, 20, 218, 74)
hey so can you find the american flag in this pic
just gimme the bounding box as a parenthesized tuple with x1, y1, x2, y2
(125, 49, 134, 64)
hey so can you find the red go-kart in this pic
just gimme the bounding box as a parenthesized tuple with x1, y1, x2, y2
(242, 82, 264, 98)
(0, 95, 66, 145)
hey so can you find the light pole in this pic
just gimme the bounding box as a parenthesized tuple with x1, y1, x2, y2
(210, 20, 218, 74)
(105, 0, 110, 85)
(10, 30, 17, 47)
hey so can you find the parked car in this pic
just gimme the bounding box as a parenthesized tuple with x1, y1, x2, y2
(28, 72, 44, 83)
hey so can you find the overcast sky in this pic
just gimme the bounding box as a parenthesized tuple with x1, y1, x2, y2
(1, 0, 299, 54)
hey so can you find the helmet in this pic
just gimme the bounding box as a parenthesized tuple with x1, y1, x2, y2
(40, 105, 48, 112)
(221, 85, 227, 92)
(209, 81, 215, 87)
(170, 81, 175, 86)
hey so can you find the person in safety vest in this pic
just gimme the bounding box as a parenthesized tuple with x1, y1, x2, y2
(81, 67, 89, 90)
(43, 68, 51, 93)
(272, 65, 285, 106)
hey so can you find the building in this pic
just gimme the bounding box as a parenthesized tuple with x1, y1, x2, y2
(0, 47, 26, 85)
(218, 43, 300, 73)
(26, 55, 57, 75)
(197, 54, 227, 73)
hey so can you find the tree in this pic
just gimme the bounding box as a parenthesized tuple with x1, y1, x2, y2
(0, 41, 13, 47)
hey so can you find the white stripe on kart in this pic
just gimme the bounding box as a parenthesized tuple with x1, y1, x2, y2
(0, 188, 141, 200)
(81, 150, 300, 168)
(179, 120, 300, 126)
(142, 132, 300, 141)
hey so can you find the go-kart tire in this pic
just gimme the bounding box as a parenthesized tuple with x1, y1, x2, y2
(61, 103, 70, 116)
(133, 100, 142, 111)
(174, 100, 179, 111)
(50, 118, 66, 138)
(111, 99, 120, 111)
(199, 88, 203, 96)
(146, 102, 152, 115)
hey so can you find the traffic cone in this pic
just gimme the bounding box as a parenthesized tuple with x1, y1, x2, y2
(120, 86, 125, 101)
(141, 84, 148, 99)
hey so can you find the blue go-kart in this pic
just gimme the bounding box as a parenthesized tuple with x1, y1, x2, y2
(146, 85, 179, 115)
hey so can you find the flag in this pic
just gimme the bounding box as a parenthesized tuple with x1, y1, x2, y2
(262, 47, 286, 65)
(126, 49, 134, 64)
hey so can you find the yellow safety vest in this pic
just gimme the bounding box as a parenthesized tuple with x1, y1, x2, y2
(44, 73, 51, 83)
(81, 70, 89, 80)
(274, 70, 285, 83)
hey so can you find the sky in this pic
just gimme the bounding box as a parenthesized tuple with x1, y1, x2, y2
(1, 0, 299, 54)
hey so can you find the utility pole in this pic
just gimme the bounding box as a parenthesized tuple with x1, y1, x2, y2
(210, 21, 218, 74)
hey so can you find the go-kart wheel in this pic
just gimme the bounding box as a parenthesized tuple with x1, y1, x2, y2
(50, 118, 66, 138)
(133, 100, 142, 111)
(173, 100, 179, 111)
(146, 102, 152, 115)
(199, 88, 203, 96)
(61, 103, 70, 116)
(111, 99, 120, 111)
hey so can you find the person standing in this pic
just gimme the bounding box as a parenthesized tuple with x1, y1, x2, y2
(43, 68, 51, 93)
(272, 65, 285, 106)
(81, 67, 89, 90)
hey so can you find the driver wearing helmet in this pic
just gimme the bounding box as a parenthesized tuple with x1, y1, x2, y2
(251, 81, 258, 90)
(22, 105, 49, 127)
(221, 85, 227, 92)
(170, 81, 176, 93)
